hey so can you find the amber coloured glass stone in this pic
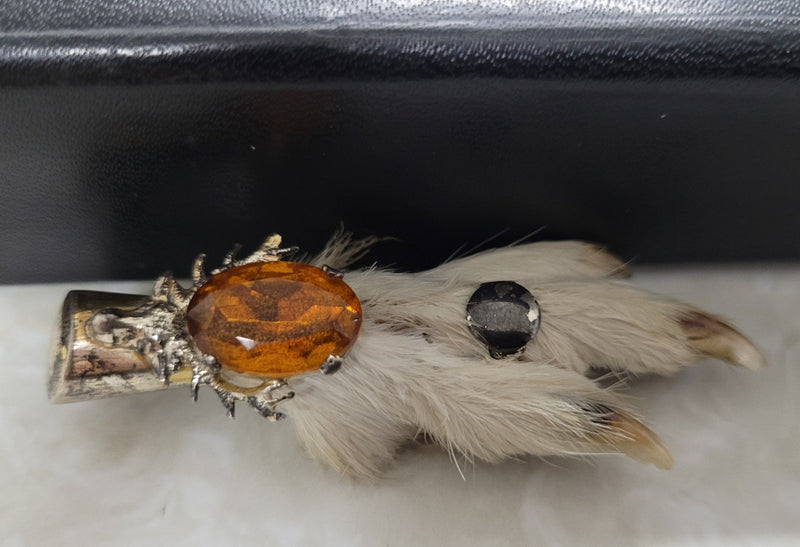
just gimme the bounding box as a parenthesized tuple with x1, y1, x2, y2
(186, 261, 362, 378)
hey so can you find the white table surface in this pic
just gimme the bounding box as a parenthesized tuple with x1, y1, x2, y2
(1, 266, 798, 546)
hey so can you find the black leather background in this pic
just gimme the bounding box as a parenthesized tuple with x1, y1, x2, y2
(2, 1, 800, 282)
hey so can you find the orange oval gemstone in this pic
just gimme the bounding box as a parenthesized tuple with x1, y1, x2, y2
(186, 261, 362, 378)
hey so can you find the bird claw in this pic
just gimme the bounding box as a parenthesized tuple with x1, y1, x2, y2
(679, 310, 766, 371)
(285, 237, 766, 477)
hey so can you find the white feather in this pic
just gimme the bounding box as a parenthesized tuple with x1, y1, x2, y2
(274, 234, 764, 478)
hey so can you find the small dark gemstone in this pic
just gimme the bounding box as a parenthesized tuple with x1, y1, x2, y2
(466, 281, 541, 359)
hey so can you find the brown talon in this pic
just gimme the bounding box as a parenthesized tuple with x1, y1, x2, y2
(598, 410, 673, 470)
(680, 311, 766, 371)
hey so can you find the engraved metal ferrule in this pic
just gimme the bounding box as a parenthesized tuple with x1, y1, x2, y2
(49, 290, 191, 403)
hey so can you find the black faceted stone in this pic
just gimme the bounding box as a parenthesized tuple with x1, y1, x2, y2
(466, 281, 541, 359)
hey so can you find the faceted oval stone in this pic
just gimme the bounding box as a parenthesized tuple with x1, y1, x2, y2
(186, 261, 362, 378)
(466, 281, 540, 359)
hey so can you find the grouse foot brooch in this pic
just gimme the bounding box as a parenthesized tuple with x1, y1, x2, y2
(50, 232, 765, 478)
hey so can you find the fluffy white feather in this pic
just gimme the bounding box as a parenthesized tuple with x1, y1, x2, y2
(271, 234, 765, 479)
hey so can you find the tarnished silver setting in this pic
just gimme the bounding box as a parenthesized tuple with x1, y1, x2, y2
(49, 234, 337, 421)
(321, 265, 344, 279)
(320, 354, 343, 374)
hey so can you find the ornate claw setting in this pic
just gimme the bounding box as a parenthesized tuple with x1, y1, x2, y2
(82, 234, 361, 419)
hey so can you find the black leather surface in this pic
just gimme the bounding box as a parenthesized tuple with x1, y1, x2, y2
(4, 28, 800, 86)
(3, 0, 798, 31)
(2, 1, 800, 282)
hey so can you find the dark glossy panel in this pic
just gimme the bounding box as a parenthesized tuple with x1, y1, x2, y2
(3, 78, 799, 283)
(2, 1, 800, 282)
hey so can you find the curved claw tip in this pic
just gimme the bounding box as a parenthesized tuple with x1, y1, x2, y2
(585, 405, 673, 469)
(600, 409, 673, 469)
(680, 311, 767, 371)
(601, 411, 674, 470)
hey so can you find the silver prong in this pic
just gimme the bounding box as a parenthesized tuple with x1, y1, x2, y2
(268, 379, 289, 391)
(263, 379, 293, 400)
(264, 379, 291, 397)
(320, 354, 343, 374)
(245, 381, 294, 419)
(204, 354, 221, 373)
(153, 271, 176, 299)
(239, 234, 283, 263)
(222, 243, 242, 267)
(159, 355, 171, 385)
(191, 253, 208, 285)
(221, 234, 300, 267)
(215, 390, 236, 418)
(191, 373, 201, 402)
(246, 396, 278, 419)
(275, 245, 300, 257)
(248, 234, 296, 263)
(321, 265, 344, 278)
(153, 272, 191, 307)
(257, 233, 283, 253)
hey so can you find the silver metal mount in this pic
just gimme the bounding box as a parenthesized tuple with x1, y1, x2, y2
(49, 234, 342, 421)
